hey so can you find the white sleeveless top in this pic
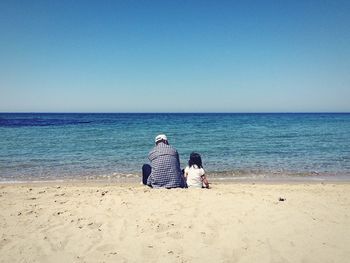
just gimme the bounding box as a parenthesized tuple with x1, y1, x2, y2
(184, 165, 205, 188)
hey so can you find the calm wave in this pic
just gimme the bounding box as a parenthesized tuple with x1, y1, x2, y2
(1, 113, 350, 181)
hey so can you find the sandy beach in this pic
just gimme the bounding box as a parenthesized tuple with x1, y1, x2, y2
(0, 182, 349, 263)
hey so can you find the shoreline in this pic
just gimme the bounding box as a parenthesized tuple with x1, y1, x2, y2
(1, 174, 350, 186)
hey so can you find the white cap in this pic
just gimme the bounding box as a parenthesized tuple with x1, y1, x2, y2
(155, 134, 168, 143)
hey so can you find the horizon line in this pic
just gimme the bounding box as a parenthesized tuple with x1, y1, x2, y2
(1, 111, 350, 114)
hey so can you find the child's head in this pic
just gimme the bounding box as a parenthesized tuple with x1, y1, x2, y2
(188, 152, 203, 168)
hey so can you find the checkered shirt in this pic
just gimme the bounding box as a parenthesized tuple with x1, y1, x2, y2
(147, 142, 186, 188)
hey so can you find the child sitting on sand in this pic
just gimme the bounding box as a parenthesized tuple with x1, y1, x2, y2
(184, 152, 209, 188)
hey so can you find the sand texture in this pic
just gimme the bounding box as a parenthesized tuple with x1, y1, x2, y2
(0, 182, 350, 263)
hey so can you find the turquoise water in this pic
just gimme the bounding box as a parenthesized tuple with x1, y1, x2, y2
(0, 113, 350, 181)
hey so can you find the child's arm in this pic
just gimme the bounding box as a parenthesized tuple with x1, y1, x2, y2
(183, 167, 188, 181)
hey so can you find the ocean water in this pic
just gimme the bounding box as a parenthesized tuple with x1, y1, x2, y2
(0, 113, 350, 182)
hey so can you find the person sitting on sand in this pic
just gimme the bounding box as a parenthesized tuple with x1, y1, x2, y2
(142, 134, 186, 188)
(184, 152, 209, 188)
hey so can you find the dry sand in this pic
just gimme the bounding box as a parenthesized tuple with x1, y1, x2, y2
(0, 182, 349, 263)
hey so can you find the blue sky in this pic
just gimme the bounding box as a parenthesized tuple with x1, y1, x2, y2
(0, 0, 349, 112)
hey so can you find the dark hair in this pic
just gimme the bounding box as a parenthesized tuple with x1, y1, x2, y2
(188, 152, 203, 168)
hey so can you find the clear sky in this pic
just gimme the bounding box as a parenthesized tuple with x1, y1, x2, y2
(0, 0, 349, 112)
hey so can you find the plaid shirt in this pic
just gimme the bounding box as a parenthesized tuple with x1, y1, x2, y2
(147, 142, 186, 188)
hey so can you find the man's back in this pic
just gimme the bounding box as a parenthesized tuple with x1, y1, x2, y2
(147, 142, 185, 188)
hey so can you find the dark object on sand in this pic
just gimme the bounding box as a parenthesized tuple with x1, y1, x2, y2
(279, 197, 286, 201)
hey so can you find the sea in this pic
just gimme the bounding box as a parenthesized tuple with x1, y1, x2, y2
(0, 113, 349, 182)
